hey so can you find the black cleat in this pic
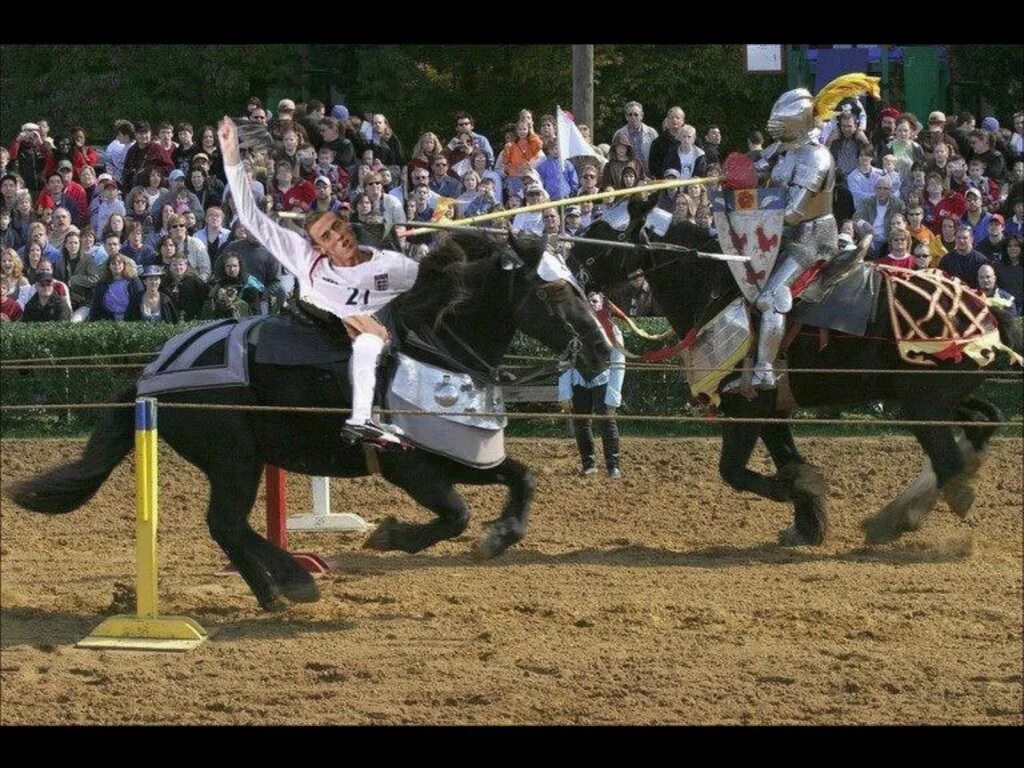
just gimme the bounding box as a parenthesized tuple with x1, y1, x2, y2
(342, 421, 403, 446)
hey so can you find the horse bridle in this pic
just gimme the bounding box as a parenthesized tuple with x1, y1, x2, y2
(399, 252, 586, 388)
(510, 267, 586, 384)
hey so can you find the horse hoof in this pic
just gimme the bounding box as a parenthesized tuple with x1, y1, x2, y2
(259, 594, 290, 613)
(362, 517, 396, 551)
(778, 524, 814, 547)
(943, 481, 976, 519)
(280, 576, 320, 604)
(861, 512, 902, 545)
(473, 523, 522, 562)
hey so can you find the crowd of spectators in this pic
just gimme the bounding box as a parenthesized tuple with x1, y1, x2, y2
(2, 94, 1022, 325)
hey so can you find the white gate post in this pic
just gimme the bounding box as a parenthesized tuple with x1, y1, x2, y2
(285, 476, 371, 533)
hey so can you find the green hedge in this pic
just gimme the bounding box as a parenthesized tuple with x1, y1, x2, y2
(1, 319, 1020, 437)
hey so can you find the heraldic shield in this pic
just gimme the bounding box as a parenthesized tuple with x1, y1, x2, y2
(712, 188, 785, 303)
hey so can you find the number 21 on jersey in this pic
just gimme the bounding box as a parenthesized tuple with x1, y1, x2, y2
(346, 288, 370, 306)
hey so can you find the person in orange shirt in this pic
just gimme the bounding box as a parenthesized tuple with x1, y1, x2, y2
(906, 205, 946, 267)
(496, 118, 543, 178)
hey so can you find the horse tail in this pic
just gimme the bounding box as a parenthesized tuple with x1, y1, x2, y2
(992, 307, 1023, 357)
(10, 385, 137, 515)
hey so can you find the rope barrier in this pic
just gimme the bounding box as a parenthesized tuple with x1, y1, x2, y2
(0, 363, 150, 371)
(1, 399, 1020, 429)
(1, 357, 1019, 376)
(497, 353, 1024, 375)
(0, 352, 157, 365)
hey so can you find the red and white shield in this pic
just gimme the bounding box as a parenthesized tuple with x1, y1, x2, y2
(712, 188, 785, 303)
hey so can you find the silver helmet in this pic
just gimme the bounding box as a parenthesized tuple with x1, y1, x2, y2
(766, 88, 815, 142)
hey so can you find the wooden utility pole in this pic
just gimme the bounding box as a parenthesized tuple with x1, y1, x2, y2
(572, 45, 594, 129)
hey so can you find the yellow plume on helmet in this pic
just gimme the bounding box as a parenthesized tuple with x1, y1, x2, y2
(813, 73, 881, 123)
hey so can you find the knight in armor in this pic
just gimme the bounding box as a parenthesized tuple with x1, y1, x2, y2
(752, 75, 879, 388)
(218, 116, 420, 446)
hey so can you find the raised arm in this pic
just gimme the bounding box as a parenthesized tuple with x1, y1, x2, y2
(218, 116, 313, 281)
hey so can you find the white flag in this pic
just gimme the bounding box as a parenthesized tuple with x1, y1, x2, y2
(557, 106, 601, 171)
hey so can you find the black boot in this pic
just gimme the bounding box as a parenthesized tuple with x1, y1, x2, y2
(573, 418, 597, 476)
(601, 408, 621, 479)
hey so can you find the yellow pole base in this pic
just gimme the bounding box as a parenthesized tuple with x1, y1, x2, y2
(77, 614, 209, 652)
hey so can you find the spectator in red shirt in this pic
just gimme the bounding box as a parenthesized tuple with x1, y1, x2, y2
(1, 293, 22, 321)
(922, 172, 966, 235)
(36, 167, 87, 227)
(272, 158, 315, 212)
(145, 122, 176, 178)
(877, 229, 916, 271)
(69, 126, 99, 182)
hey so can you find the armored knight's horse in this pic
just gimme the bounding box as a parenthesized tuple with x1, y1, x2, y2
(571, 75, 1021, 547)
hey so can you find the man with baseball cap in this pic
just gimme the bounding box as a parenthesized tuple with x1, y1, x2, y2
(976, 213, 1008, 261)
(153, 168, 203, 220)
(22, 268, 72, 322)
(960, 186, 992, 243)
(311, 176, 345, 214)
(564, 204, 584, 235)
(91, 174, 126, 233)
(270, 97, 309, 145)
(54, 159, 89, 226)
(920, 110, 959, 163)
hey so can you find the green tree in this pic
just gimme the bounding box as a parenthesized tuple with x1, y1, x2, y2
(949, 45, 1023, 120)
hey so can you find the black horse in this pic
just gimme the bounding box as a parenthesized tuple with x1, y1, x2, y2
(12, 231, 610, 611)
(572, 196, 1018, 547)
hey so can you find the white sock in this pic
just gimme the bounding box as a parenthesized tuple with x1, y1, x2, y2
(346, 333, 385, 425)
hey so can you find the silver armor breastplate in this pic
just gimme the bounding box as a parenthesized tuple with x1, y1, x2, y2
(770, 142, 835, 223)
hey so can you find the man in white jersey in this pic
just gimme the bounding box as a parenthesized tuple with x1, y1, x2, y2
(219, 117, 419, 446)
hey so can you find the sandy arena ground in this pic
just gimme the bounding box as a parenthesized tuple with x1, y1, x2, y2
(1, 436, 1021, 725)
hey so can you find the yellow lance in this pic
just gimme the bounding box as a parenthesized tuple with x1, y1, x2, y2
(401, 175, 722, 236)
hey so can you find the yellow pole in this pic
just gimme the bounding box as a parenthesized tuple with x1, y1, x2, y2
(77, 397, 208, 651)
(135, 398, 158, 618)
(403, 175, 722, 236)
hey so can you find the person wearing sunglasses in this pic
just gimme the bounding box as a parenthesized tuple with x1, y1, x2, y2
(611, 101, 658, 169)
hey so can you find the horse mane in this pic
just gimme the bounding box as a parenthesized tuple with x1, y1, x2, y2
(389, 228, 545, 333)
(387, 240, 469, 330)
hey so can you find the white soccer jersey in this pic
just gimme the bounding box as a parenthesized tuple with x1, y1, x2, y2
(226, 161, 419, 317)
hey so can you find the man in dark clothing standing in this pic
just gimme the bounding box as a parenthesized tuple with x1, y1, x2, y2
(121, 122, 152, 189)
(12, 124, 48, 195)
(22, 272, 72, 322)
(318, 118, 355, 167)
(939, 224, 989, 289)
(647, 106, 686, 179)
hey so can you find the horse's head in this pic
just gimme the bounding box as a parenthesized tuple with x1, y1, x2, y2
(569, 197, 659, 294)
(502, 231, 611, 381)
(427, 229, 609, 381)
(571, 199, 736, 339)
